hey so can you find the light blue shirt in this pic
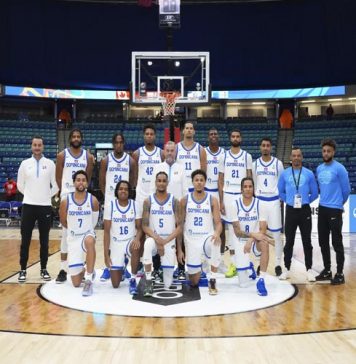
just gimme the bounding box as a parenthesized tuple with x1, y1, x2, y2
(278, 166, 318, 207)
(316, 160, 350, 210)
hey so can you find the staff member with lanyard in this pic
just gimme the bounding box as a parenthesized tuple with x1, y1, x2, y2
(278, 147, 318, 282)
(17, 136, 59, 283)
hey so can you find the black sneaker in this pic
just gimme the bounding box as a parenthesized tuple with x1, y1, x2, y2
(331, 273, 345, 285)
(178, 270, 186, 281)
(40, 269, 51, 281)
(18, 270, 26, 283)
(315, 269, 332, 281)
(275, 265, 282, 277)
(56, 269, 67, 284)
(208, 278, 218, 295)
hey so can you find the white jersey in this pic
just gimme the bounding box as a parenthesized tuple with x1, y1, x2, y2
(110, 199, 137, 242)
(136, 146, 162, 199)
(184, 192, 214, 239)
(150, 161, 187, 200)
(176, 142, 201, 192)
(105, 152, 130, 200)
(219, 149, 252, 193)
(61, 148, 88, 196)
(234, 196, 260, 237)
(253, 157, 284, 201)
(66, 192, 94, 238)
(205, 147, 225, 192)
(149, 193, 176, 239)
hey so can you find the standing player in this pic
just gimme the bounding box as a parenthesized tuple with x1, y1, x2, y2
(103, 180, 142, 294)
(132, 123, 163, 215)
(99, 132, 137, 280)
(175, 121, 207, 279)
(141, 171, 181, 296)
(55, 128, 94, 284)
(205, 128, 227, 273)
(179, 169, 222, 295)
(218, 129, 252, 277)
(231, 177, 273, 296)
(59, 170, 99, 296)
(316, 138, 350, 284)
(176, 121, 207, 192)
(252, 137, 284, 276)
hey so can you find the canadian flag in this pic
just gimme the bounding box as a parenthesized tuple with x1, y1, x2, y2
(138, 0, 153, 7)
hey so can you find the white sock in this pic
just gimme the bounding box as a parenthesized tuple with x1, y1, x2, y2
(145, 271, 152, 281)
(60, 261, 67, 271)
(260, 271, 266, 278)
(209, 271, 217, 279)
(85, 272, 93, 281)
(131, 273, 137, 280)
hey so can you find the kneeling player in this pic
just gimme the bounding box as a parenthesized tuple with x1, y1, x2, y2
(231, 177, 273, 296)
(179, 169, 222, 295)
(141, 171, 181, 296)
(103, 180, 142, 294)
(59, 170, 99, 297)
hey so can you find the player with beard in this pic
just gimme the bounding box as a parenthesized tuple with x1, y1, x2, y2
(218, 129, 252, 278)
(205, 128, 227, 273)
(252, 137, 284, 276)
(59, 170, 99, 296)
(175, 121, 207, 280)
(141, 171, 181, 296)
(315, 138, 350, 285)
(99, 133, 137, 280)
(179, 169, 222, 295)
(55, 128, 94, 284)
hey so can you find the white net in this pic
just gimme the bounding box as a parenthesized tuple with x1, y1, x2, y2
(161, 92, 178, 116)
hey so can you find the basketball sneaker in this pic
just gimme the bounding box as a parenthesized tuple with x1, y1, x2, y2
(248, 262, 257, 280)
(55, 269, 67, 283)
(315, 269, 332, 281)
(100, 267, 110, 281)
(82, 279, 93, 297)
(279, 270, 290, 280)
(225, 263, 237, 278)
(256, 278, 268, 296)
(18, 270, 26, 283)
(173, 267, 179, 279)
(40, 269, 51, 281)
(208, 278, 218, 295)
(178, 270, 186, 281)
(129, 278, 138, 295)
(143, 280, 154, 297)
(331, 273, 345, 285)
(307, 269, 316, 282)
(136, 262, 144, 278)
(275, 265, 282, 277)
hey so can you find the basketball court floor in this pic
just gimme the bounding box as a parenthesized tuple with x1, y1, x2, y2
(0, 228, 355, 363)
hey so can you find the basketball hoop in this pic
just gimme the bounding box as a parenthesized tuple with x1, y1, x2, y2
(161, 92, 179, 116)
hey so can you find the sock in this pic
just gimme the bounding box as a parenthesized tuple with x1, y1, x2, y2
(85, 272, 93, 281)
(131, 273, 137, 280)
(145, 271, 152, 281)
(260, 271, 266, 278)
(60, 261, 67, 271)
(209, 271, 217, 279)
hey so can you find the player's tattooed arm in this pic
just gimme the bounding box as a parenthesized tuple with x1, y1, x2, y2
(232, 220, 250, 238)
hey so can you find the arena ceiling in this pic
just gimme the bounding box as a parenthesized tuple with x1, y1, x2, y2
(0, 0, 355, 91)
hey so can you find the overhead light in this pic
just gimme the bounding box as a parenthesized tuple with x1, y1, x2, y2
(327, 98, 342, 102)
(147, 61, 153, 66)
(252, 102, 265, 105)
(174, 61, 180, 67)
(348, 97, 356, 100)
(300, 100, 315, 103)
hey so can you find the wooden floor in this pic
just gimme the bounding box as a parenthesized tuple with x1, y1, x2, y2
(0, 228, 355, 363)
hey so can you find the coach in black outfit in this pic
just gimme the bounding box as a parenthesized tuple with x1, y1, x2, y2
(17, 136, 58, 283)
(277, 148, 319, 282)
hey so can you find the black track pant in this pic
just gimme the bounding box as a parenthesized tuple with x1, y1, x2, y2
(317, 205, 344, 273)
(20, 204, 52, 270)
(284, 205, 313, 270)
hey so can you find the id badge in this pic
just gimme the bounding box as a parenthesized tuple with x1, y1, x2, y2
(294, 194, 302, 208)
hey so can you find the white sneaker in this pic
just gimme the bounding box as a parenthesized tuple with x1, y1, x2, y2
(307, 269, 316, 282)
(279, 270, 290, 280)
